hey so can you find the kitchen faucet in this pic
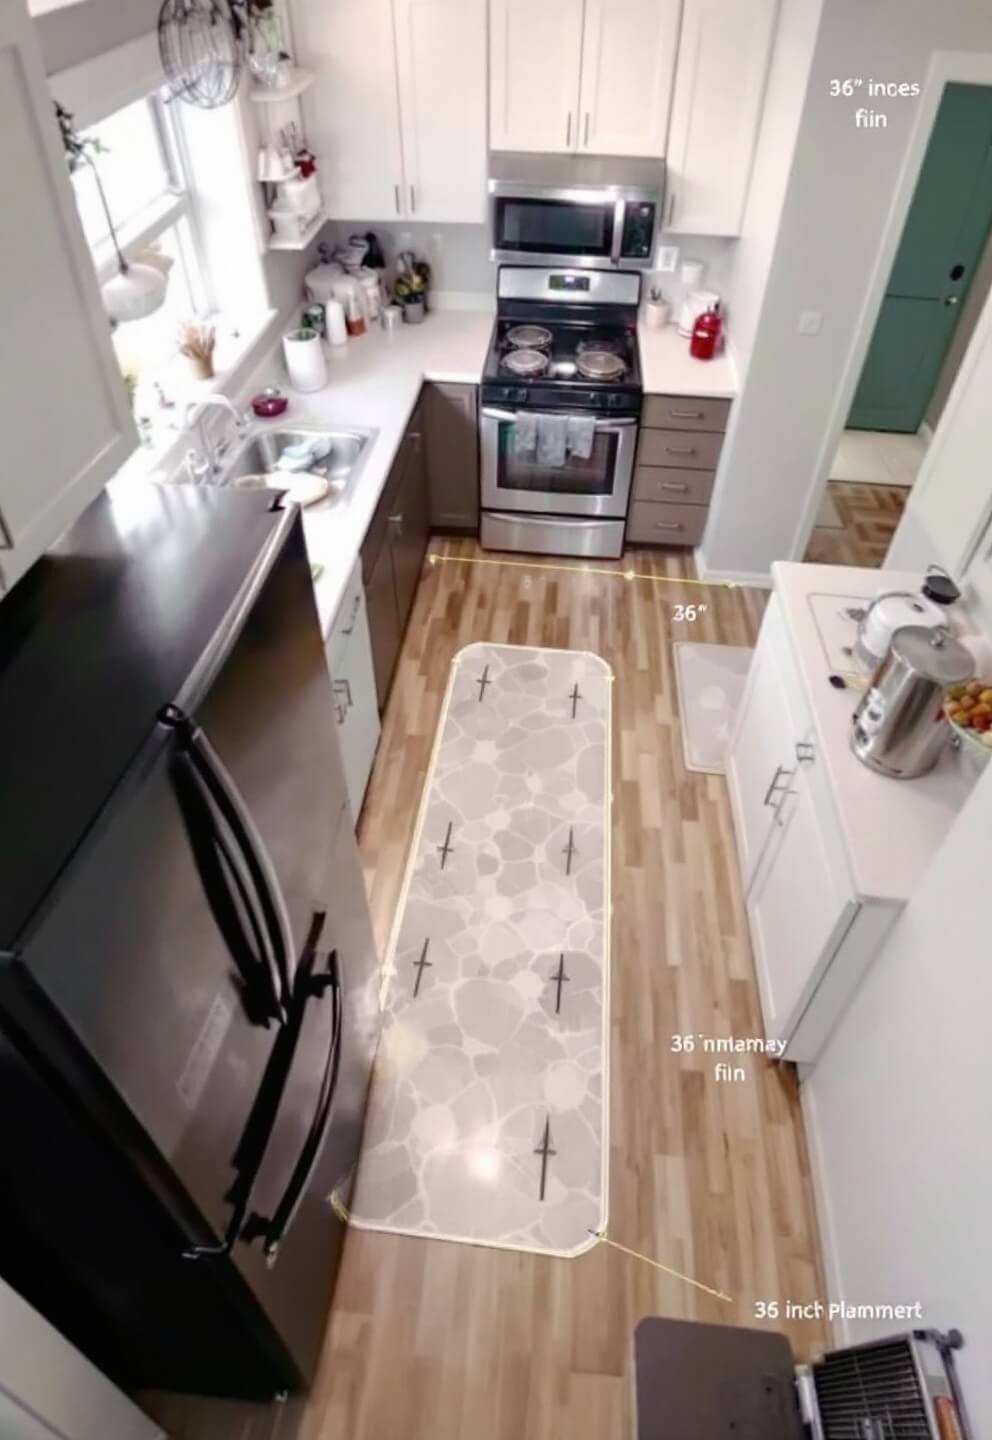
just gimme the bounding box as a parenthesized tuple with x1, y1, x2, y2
(183, 394, 251, 481)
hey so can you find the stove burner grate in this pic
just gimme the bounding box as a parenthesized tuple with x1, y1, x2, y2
(502, 347, 550, 378)
(505, 323, 553, 351)
(575, 348, 628, 381)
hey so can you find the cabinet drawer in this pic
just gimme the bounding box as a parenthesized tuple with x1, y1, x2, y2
(641, 395, 731, 432)
(632, 466, 714, 506)
(637, 429, 723, 470)
(626, 499, 708, 546)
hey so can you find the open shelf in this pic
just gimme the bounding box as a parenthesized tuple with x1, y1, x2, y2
(248, 68, 315, 103)
(267, 208, 325, 252)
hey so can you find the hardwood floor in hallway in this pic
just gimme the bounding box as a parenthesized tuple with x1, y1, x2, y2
(301, 538, 830, 1440)
(806, 480, 910, 568)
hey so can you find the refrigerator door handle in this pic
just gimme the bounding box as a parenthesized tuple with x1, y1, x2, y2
(242, 946, 345, 1260)
(161, 705, 294, 1021)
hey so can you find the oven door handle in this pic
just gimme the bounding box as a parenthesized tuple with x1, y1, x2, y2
(481, 408, 637, 430)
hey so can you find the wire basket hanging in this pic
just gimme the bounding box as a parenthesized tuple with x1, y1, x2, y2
(158, 0, 248, 110)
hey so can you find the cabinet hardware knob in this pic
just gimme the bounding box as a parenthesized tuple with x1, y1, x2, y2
(666, 191, 676, 226)
(666, 445, 696, 455)
(333, 678, 354, 709)
(583, 112, 591, 146)
(340, 593, 361, 637)
(660, 482, 689, 493)
(795, 740, 816, 764)
(566, 112, 573, 147)
(410, 184, 416, 214)
(670, 409, 703, 419)
(654, 521, 683, 531)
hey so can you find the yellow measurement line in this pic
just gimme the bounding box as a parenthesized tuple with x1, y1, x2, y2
(427, 551, 746, 591)
(589, 1228, 734, 1304)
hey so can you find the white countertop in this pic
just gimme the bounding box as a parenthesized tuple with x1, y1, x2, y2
(772, 560, 978, 904)
(238, 310, 495, 634)
(636, 321, 738, 398)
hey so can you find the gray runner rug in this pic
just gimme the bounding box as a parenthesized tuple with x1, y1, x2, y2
(346, 642, 612, 1257)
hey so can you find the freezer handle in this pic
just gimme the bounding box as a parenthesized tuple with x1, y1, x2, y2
(242, 945, 345, 1260)
(161, 705, 293, 1021)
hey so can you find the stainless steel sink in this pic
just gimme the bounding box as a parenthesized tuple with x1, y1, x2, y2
(207, 426, 376, 506)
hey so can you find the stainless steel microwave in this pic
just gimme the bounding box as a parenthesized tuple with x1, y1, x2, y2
(488, 153, 664, 271)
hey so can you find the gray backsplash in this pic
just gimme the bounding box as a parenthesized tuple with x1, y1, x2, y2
(319, 219, 736, 310)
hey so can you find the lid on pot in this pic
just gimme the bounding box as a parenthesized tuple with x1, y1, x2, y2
(889, 626, 973, 684)
(921, 564, 961, 607)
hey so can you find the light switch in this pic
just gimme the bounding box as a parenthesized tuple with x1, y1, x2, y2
(797, 310, 823, 335)
(656, 245, 679, 273)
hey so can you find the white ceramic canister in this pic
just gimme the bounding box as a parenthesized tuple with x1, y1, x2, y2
(324, 299, 348, 347)
(283, 327, 327, 392)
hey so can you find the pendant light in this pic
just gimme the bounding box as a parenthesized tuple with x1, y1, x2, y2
(56, 101, 168, 326)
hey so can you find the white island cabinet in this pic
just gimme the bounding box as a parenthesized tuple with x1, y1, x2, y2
(727, 563, 974, 1066)
(0, 0, 136, 595)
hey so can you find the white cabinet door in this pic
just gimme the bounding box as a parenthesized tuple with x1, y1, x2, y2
(665, 0, 778, 236)
(490, 0, 585, 154)
(747, 768, 858, 1051)
(725, 611, 796, 887)
(0, 0, 136, 595)
(394, 0, 487, 223)
(577, 0, 681, 158)
(295, 0, 406, 222)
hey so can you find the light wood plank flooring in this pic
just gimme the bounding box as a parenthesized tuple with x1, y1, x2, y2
(302, 538, 829, 1440)
(805, 480, 910, 568)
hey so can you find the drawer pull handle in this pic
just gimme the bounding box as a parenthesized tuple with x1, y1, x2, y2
(654, 521, 684, 531)
(762, 764, 794, 806)
(666, 445, 697, 456)
(339, 593, 361, 637)
(669, 409, 704, 420)
(795, 740, 816, 764)
(660, 481, 689, 493)
(333, 678, 353, 709)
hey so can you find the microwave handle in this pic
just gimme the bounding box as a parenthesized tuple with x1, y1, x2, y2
(610, 200, 625, 265)
(481, 408, 636, 430)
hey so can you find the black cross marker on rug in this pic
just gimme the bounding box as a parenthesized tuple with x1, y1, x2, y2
(562, 826, 578, 876)
(569, 682, 583, 719)
(476, 664, 492, 702)
(550, 953, 570, 1015)
(534, 1115, 557, 1202)
(412, 938, 433, 998)
(437, 821, 455, 870)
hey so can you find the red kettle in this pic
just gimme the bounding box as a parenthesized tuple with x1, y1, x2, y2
(690, 301, 723, 360)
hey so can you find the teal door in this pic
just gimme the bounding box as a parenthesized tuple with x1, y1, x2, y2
(849, 83, 992, 433)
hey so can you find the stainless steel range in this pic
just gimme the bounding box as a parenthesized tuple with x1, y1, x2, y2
(480, 266, 642, 559)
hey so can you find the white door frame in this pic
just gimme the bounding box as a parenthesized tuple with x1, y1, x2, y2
(789, 49, 992, 563)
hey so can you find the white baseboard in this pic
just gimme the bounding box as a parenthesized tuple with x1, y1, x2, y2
(693, 547, 773, 590)
(918, 420, 935, 448)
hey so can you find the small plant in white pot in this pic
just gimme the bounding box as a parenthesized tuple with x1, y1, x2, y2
(644, 285, 670, 330)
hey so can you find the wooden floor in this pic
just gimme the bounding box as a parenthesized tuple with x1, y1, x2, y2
(301, 538, 829, 1440)
(805, 480, 910, 568)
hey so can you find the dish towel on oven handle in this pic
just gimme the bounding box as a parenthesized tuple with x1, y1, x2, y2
(566, 414, 596, 461)
(512, 412, 538, 456)
(536, 413, 569, 467)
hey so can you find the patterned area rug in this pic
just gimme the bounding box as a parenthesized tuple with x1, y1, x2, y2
(673, 642, 753, 774)
(347, 643, 611, 1256)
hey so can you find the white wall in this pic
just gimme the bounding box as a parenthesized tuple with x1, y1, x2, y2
(722, 0, 824, 377)
(0, 1276, 162, 1440)
(700, 0, 992, 582)
(804, 761, 992, 1434)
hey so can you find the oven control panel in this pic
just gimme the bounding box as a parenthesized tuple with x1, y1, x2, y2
(482, 383, 641, 417)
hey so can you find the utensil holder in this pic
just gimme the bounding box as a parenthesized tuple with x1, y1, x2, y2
(643, 300, 670, 330)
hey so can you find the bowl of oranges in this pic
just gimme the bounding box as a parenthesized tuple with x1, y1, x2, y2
(944, 681, 992, 767)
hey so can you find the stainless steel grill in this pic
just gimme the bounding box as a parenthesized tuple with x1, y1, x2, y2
(813, 1337, 948, 1439)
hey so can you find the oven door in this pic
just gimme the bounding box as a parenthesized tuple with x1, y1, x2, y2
(489, 191, 621, 269)
(481, 407, 637, 518)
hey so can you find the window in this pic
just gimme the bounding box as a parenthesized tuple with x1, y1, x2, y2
(70, 93, 210, 385)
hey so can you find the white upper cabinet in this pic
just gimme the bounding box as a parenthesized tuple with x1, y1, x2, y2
(577, 0, 682, 158)
(294, 0, 486, 224)
(665, 0, 778, 235)
(489, 0, 585, 155)
(393, 0, 487, 223)
(294, 0, 405, 222)
(0, 0, 136, 595)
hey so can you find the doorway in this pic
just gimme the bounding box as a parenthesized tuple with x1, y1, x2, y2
(807, 81, 992, 569)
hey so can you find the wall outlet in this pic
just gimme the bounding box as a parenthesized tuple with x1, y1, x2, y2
(656, 245, 679, 273)
(797, 310, 823, 335)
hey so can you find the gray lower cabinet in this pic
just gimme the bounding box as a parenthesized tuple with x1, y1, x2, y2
(423, 382, 480, 530)
(361, 401, 430, 710)
(628, 392, 731, 548)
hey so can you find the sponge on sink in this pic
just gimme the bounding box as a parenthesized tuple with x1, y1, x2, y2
(274, 437, 333, 472)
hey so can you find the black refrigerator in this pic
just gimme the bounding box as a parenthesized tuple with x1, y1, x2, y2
(0, 483, 380, 1399)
